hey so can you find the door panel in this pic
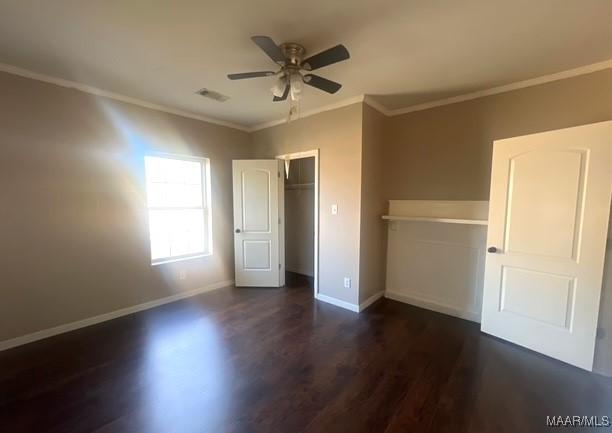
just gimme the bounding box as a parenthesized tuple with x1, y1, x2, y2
(243, 240, 271, 270)
(482, 121, 612, 370)
(500, 266, 574, 329)
(505, 150, 585, 259)
(242, 169, 271, 232)
(233, 160, 284, 287)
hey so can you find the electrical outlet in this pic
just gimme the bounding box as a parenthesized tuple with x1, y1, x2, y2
(179, 270, 187, 280)
(343, 277, 351, 288)
(331, 204, 338, 215)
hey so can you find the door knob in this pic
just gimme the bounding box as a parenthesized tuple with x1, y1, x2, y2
(235, 229, 241, 233)
(487, 246, 498, 253)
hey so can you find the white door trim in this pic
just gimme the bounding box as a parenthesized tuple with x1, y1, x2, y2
(276, 149, 320, 297)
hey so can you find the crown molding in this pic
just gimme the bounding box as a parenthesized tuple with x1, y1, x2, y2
(249, 58, 612, 130)
(0, 60, 369, 133)
(0, 62, 250, 132)
(247, 94, 366, 132)
(379, 58, 612, 117)
(362, 96, 389, 115)
(3, 58, 611, 134)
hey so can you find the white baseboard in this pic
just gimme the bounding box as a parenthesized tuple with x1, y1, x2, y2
(359, 291, 385, 312)
(285, 267, 314, 278)
(315, 293, 359, 312)
(314, 291, 384, 313)
(385, 290, 481, 323)
(0, 280, 234, 352)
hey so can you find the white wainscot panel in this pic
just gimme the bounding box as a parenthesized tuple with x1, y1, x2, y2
(385, 220, 487, 322)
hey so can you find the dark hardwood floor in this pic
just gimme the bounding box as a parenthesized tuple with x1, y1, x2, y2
(1, 277, 611, 433)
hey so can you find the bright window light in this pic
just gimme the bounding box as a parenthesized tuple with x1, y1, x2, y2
(144, 155, 212, 265)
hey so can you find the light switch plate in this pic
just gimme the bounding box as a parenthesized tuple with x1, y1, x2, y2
(331, 204, 338, 215)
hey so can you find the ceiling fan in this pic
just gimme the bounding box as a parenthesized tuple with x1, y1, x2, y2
(227, 36, 350, 102)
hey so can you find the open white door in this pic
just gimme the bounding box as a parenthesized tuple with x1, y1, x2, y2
(233, 160, 284, 287)
(482, 121, 612, 370)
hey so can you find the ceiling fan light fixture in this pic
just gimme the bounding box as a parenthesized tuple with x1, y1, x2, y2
(271, 76, 287, 98)
(289, 73, 303, 101)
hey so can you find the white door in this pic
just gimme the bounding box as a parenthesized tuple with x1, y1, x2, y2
(482, 121, 612, 370)
(233, 160, 284, 287)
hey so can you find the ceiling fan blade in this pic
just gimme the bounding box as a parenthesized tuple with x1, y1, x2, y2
(273, 84, 290, 101)
(227, 71, 276, 80)
(251, 36, 285, 64)
(303, 74, 342, 94)
(302, 44, 349, 70)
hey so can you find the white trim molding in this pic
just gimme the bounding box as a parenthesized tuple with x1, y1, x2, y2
(315, 290, 384, 313)
(250, 95, 365, 132)
(0, 63, 249, 132)
(315, 293, 359, 312)
(365, 59, 612, 117)
(362, 96, 389, 116)
(0, 280, 233, 352)
(250, 58, 612, 129)
(385, 290, 481, 323)
(2, 58, 611, 133)
(276, 149, 320, 299)
(359, 291, 385, 312)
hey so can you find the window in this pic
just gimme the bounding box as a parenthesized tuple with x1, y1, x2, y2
(144, 155, 211, 264)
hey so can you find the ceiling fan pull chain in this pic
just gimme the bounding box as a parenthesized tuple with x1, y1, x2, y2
(287, 99, 300, 123)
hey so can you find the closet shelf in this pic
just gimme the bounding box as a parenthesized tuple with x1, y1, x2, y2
(285, 182, 315, 190)
(381, 215, 488, 226)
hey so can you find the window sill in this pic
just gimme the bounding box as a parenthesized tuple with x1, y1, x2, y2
(151, 253, 211, 266)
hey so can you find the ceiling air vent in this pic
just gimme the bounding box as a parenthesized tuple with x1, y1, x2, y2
(196, 88, 230, 102)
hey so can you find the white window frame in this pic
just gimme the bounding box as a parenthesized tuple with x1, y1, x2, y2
(144, 153, 213, 266)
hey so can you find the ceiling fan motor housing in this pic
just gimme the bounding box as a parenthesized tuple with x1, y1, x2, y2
(280, 43, 306, 67)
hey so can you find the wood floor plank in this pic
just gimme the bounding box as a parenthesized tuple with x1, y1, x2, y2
(1, 277, 611, 433)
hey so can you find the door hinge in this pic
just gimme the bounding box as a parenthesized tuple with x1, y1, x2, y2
(278, 171, 281, 178)
(279, 263, 281, 270)
(278, 217, 281, 224)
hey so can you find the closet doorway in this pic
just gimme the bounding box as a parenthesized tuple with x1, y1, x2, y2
(277, 150, 319, 296)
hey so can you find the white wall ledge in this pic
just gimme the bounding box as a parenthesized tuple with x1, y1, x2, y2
(382, 215, 487, 225)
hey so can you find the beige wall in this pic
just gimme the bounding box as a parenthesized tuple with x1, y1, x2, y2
(251, 103, 363, 304)
(2, 65, 611, 376)
(385, 68, 612, 200)
(382, 68, 612, 375)
(359, 104, 387, 302)
(0, 71, 251, 342)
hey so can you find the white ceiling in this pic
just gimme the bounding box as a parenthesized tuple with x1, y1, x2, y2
(1, 0, 612, 129)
